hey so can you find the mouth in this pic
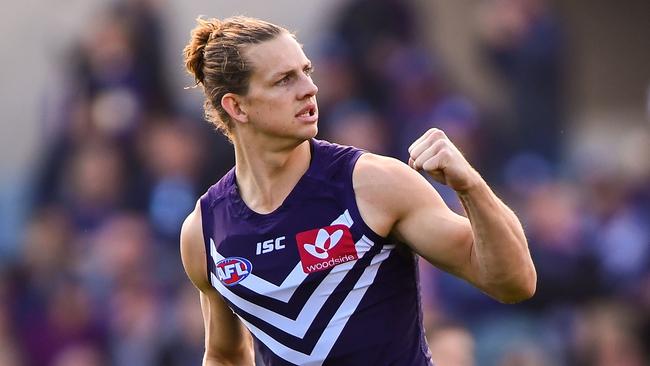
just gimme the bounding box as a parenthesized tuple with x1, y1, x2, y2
(295, 104, 318, 122)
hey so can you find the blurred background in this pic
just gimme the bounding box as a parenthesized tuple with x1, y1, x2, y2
(1, 0, 649, 365)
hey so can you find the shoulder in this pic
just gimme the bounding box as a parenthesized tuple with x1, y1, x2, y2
(352, 153, 443, 237)
(353, 153, 408, 182)
(353, 153, 438, 203)
(180, 200, 211, 292)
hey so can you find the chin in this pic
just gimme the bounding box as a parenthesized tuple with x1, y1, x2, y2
(303, 124, 318, 139)
(292, 122, 318, 141)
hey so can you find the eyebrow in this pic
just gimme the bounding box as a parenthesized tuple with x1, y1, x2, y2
(270, 69, 295, 81)
(269, 61, 312, 81)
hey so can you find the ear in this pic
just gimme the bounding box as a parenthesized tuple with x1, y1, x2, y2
(221, 93, 249, 123)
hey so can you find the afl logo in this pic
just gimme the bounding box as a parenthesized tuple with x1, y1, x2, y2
(215, 257, 252, 286)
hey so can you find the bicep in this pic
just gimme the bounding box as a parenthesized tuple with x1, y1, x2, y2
(354, 154, 477, 283)
(393, 186, 476, 282)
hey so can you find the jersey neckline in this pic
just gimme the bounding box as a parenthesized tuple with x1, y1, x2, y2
(227, 139, 318, 219)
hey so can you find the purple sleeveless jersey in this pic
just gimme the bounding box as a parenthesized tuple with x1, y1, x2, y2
(200, 139, 433, 366)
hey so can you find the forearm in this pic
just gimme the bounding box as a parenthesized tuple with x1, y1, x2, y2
(457, 178, 536, 303)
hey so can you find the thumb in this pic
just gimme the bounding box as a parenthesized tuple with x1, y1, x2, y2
(422, 158, 447, 185)
(408, 157, 417, 170)
(428, 170, 447, 185)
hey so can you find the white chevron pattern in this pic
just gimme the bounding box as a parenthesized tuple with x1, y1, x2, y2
(209, 209, 394, 365)
(212, 210, 354, 303)
(210, 234, 375, 337)
(236, 248, 392, 366)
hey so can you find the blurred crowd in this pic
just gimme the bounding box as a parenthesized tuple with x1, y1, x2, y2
(1, 0, 648, 365)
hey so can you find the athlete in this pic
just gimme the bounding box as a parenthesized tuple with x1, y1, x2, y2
(179, 16, 536, 366)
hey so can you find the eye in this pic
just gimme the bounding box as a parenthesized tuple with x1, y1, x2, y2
(304, 65, 314, 76)
(275, 72, 296, 86)
(276, 74, 292, 86)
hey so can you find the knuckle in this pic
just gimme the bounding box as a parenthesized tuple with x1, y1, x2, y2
(433, 138, 447, 148)
(431, 128, 446, 138)
(438, 147, 452, 159)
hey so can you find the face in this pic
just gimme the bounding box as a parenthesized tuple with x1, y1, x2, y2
(238, 33, 319, 142)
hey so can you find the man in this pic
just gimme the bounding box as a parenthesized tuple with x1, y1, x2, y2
(180, 16, 536, 366)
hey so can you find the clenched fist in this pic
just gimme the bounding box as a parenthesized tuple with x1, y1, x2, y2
(408, 128, 482, 193)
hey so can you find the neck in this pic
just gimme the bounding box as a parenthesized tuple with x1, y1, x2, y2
(233, 136, 312, 214)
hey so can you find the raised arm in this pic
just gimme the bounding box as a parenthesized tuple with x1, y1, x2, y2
(180, 202, 255, 365)
(353, 129, 536, 303)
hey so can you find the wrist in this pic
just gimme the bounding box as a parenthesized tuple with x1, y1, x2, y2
(454, 171, 486, 196)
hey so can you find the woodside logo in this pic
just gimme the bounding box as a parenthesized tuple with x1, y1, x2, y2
(295, 225, 358, 274)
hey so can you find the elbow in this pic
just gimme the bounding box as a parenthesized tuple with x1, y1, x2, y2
(497, 278, 536, 304)
(488, 267, 537, 304)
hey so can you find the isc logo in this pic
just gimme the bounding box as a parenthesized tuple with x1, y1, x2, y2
(256, 236, 286, 255)
(216, 257, 252, 286)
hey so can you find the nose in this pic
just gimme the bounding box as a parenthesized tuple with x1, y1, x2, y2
(298, 74, 318, 99)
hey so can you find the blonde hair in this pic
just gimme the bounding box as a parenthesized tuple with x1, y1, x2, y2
(183, 16, 287, 139)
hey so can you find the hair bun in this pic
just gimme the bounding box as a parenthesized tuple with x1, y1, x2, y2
(183, 17, 222, 85)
